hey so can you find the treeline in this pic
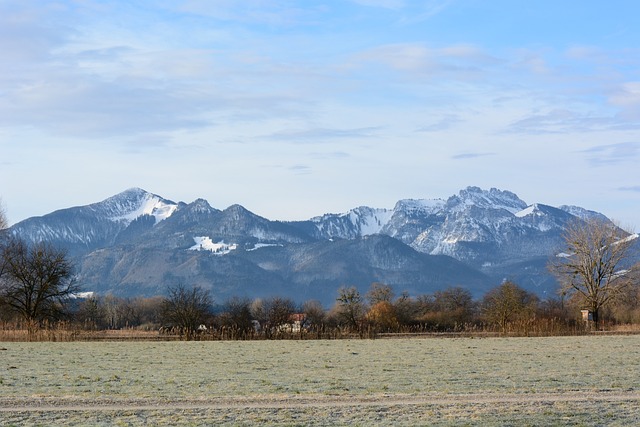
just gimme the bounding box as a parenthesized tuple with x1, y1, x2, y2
(1, 205, 639, 340)
(3, 281, 640, 340)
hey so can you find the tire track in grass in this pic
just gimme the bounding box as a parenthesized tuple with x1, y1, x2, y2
(2, 391, 640, 412)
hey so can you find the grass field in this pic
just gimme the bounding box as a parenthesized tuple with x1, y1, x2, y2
(1, 336, 639, 425)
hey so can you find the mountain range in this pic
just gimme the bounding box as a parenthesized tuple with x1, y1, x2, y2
(5, 186, 626, 306)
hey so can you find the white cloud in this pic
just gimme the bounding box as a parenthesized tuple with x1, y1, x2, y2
(175, 0, 322, 26)
(609, 82, 640, 107)
(397, 0, 454, 24)
(348, 42, 496, 82)
(349, 0, 405, 9)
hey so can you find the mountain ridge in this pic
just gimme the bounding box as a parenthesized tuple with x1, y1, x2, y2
(6, 186, 630, 305)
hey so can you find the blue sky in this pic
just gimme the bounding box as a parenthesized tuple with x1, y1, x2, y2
(1, 1, 639, 228)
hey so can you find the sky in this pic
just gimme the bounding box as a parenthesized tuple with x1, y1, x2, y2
(1, 1, 639, 228)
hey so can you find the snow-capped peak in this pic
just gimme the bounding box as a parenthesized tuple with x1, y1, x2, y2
(447, 187, 528, 214)
(394, 198, 446, 213)
(99, 188, 178, 225)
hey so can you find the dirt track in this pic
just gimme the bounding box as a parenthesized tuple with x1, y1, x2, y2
(2, 390, 640, 413)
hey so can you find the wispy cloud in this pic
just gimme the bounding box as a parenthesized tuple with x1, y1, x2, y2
(288, 164, 312, 175)
(265, 127, 381, 143)
(175, 1, 323, 27)
(0, 38, 309, 141)
(268, 163, 313, 175)
(416, 115, 463, 132)
(398, 0, 454, 24)
(0, 3, 328, 142)
(506, 109, 576, 134)
(349, 0, 405, 9)
(451, 152, 496, 160)
(0, 3, 72, 63)
(311, 151, 351, 159)
(619, 186, 640, 192)
(504, 109, 637, 135)
(349, 43, 497, 81)
(609, 81, 640, 119)
(581, 141, 640, 166)
(350, 0, 455, 23)
(122, 134, 174, 152)
(0, 73, 214, 138)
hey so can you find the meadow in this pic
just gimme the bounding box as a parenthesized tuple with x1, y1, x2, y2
(1, 336, 639, 426)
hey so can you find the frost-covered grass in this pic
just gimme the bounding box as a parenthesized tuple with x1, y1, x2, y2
(1, 336, 639, 426)
(3, 400, 640, 427)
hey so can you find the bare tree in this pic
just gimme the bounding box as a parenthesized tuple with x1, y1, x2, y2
(101, 294, 124, 329)
(75, 295, 105, 330)
(0, 239, 79, 332)
(610, 273, 640, 324)
(415, 287, 477, 331)
(550, 218, 638, 326)
(75, 295, 163, 330)
(433, 286, 476, 326)
(302, 299, 326, 333)
(0, 198, 7, 231)
(335, 286, 366, 332)
(263, 296, 296, 337)
(393, 291, 420, 327)
(160, 284, 212, 339)
(366, 282, 394, 305)
(250, 298, 266, 330)
(131, 296, 164, 328)
(482, 281, 538, 331)
(219, 296, 254, 335)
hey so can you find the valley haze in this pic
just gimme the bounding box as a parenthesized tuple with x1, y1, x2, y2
(7, 186, 638, 306)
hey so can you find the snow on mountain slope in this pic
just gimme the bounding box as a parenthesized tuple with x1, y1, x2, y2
(307, 206, 394, 239)
(97, 188, 178, 224)
(300, 187, 567, 257)
(514, 204, 538, 218)
(7, 188, 179, 251)
(445, 187, 527, 214)
(559, 205, 611, 223)
(189, 236, 238, 255)
(406, 191, 573, 262)
(350, 207, 394, 236)
(617, 233, 639, 245)
(9, 185, 628, 301)
(395, 198, 446, 212)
